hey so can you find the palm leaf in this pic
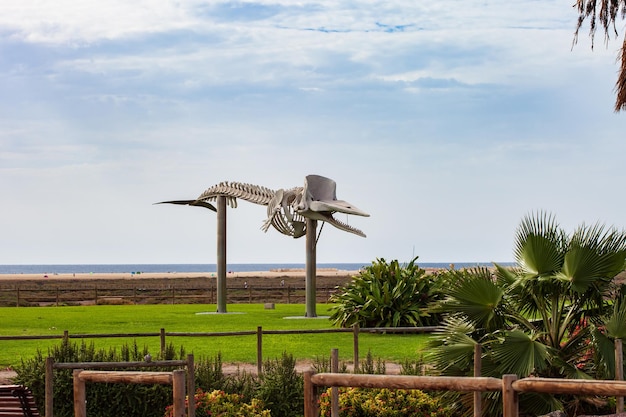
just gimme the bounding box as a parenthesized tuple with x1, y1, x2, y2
(490, 330, 550, 377)
(606, 298, 626, 339)
(428, 316, 477, 374)
(514, 212, 566, 274)
(559, 222, 626, 292)
(435, 268, 506, 331)
(590, 326, 617, 379)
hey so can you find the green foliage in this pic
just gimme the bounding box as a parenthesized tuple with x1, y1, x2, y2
(13, 338, 185, 417)
(358, 349, 386, 375)
(329, 257, 444, 328)
(257, 352, 304, 417)
(165, 389, 270, 417)
(312, 355, 349, 373)
(319, 387, 452, 417)
(400, 356, 425, 376)
(195, 352, 228, 391)
(428, 211, 626, 416)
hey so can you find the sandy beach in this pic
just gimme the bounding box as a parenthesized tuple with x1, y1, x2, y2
(0, 268, 360, 282)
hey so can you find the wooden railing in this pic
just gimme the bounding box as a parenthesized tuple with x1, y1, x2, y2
(0, 325, 437, 374)
(46, 355, 196, 417)
(304, 372, 626, 417)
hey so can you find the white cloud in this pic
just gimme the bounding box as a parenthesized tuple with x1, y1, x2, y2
(1, 0, 625, 265)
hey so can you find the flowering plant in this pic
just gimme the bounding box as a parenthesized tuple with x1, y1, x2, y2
(164, 389, 271, 417)
(318, 387, 451, 417)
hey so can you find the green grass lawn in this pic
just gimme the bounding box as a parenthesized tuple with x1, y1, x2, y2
(0, 304, 431, 368)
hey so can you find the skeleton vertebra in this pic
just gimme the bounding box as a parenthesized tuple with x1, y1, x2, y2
(194, 175, 369, 238)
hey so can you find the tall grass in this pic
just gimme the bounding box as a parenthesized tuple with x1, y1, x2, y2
(0, 304, 431, 367)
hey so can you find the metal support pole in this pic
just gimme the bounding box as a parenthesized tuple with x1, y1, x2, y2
(216, 196, 227, 313)
(305, 218, 317, 317)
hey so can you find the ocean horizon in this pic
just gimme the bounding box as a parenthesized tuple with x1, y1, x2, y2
(0, 262, 514, 275)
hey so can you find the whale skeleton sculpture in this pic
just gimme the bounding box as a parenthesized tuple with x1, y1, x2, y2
(157, 174, 368, 315)
(191, 174, 369, 239)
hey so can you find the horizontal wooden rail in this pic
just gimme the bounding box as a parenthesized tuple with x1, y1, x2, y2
(166, 331, 257, 337)
(513, 377, 626, 396)
(304, 371, 626, 417)
(310, 373, 502, 391)
(75, 370, 174, 384)
(53, 360, 187, 369)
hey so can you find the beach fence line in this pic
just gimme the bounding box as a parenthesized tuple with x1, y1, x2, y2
(0, 325, 438, 375)
(0, 284, 339, 306)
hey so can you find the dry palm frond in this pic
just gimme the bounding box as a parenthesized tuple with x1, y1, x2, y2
(573, 0, 626, 111)
(617, 37, 626, 111)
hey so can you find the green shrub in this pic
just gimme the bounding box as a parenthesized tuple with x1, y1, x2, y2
(13, 338, 185, 417)
(358, 350, 386, 375)
(329, 257, 444, 328)
(319, 387, 452, 417)
(165, 389, 270, 417)
(257, 352, 304, 417)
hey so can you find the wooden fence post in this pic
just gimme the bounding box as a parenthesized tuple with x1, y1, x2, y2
(617, 338, 624, 412)
(187, 354, 196, 417)
(502, 374, 518, 417)
(257, 326, 263, 375)
(474, 343, 482, 417)
(160, 328, 166, 356)
(45, 357, 54, 417)
(16, 286, 20, 307)
(331, 348, 339, 417)
(304, 370, 317, 417)
(73, 369, 86, 417)
(172, 369, 186, 417)
(94, 285, 98, 304)
(353, 324, 359, 373)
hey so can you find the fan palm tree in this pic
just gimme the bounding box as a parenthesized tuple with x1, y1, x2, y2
(428, 211, 626, 416)
(574, 0, 626, 111)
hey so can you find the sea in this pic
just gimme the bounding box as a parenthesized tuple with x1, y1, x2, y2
(0, 262, 511, 275)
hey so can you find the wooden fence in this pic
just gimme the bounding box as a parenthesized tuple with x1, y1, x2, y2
(46, 356, 195, 417)
(6, 329, 625, 416)
(314, 340, 626, 417)
(0, 325, 437, 375)
(0, 284, 339, 306)
(304, 372, 626, 417)
(73, 369, 187, 417)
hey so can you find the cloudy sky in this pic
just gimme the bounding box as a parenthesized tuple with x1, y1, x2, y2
(1, 0, 624, 266)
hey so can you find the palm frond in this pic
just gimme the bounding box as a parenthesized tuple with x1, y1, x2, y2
(559, 222, 626, 292)
(514, 212, 566, 275)
(490, 330, 551, 377)
(428, 316, 478, 374)
(434, 268, 506, 331)
(617, 37, 626, 111)
(606, 297, 626, 339)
